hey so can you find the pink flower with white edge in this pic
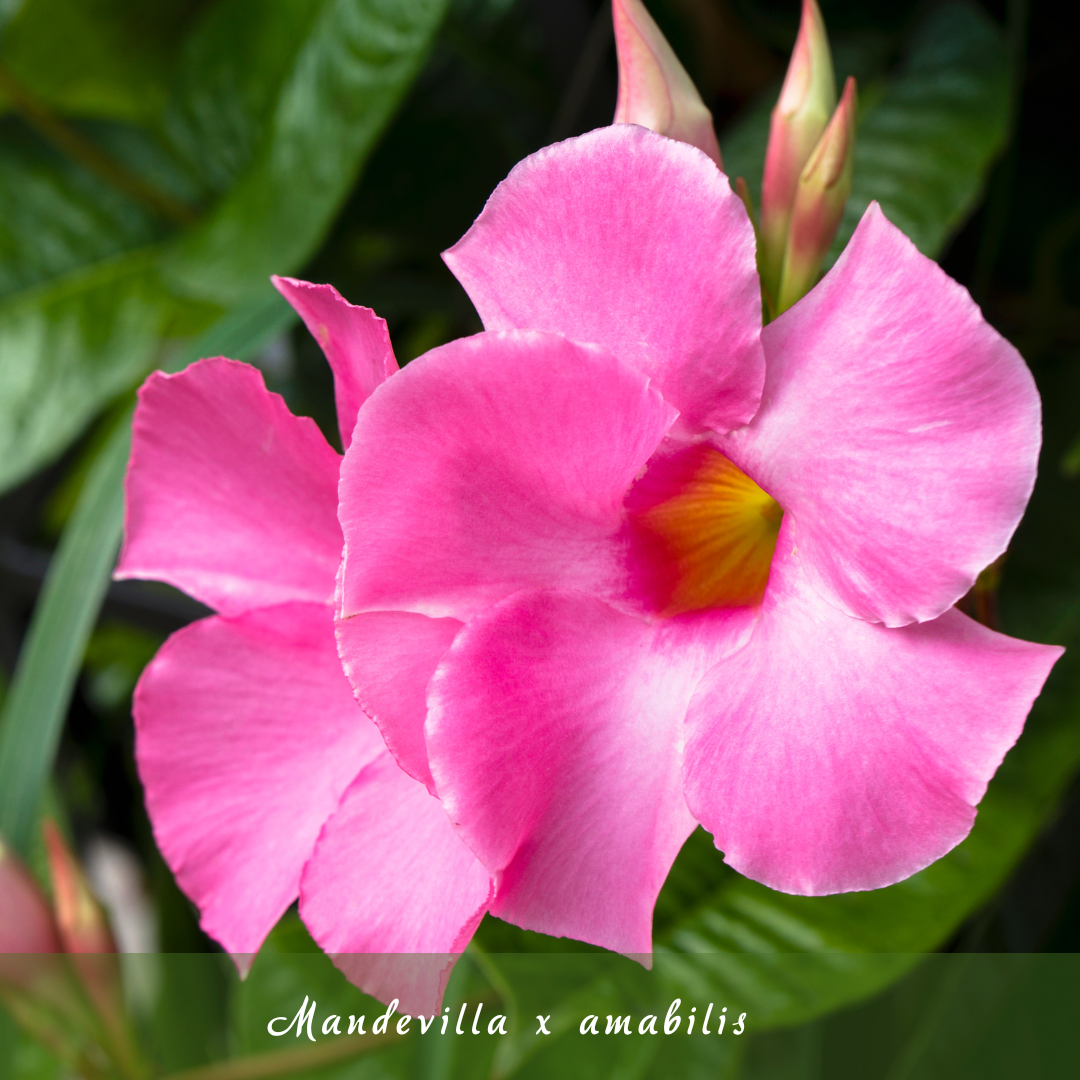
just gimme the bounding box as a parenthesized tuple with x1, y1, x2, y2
(335, 124, 1062, 956)
(116, 279, 491, 1012)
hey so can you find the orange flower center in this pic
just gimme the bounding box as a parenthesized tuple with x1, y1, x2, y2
(627, 445, 783, 616)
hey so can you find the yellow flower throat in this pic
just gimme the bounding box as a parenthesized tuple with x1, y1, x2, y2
(630, 446, 783, 615)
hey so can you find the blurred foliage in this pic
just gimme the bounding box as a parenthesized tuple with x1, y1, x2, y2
(2, 0, 1080, 1077)
(0, 0, 448, 494)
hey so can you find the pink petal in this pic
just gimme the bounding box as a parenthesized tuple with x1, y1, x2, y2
(723, 203, 1042, 627)
(117, 358, 342, 617)
(339, 330, 676, 621)
(427, 589, 755, 954)
(300, 754, 492, 1015)
(336, 611, 462, 791)
(683, 539, 1063, 895)
(443, 125, 763, 432)
(134, 603, 383, 956)
(272, 276, 397, 450)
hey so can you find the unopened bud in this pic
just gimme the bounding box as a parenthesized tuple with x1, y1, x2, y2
(41, 823, 146, 1077)
(43, 821, 115, 954)
(0, 837, 60, 953)
(759, 0, 836, 303)
(612, 0, 722, 167)
(776, 76, 857, 313)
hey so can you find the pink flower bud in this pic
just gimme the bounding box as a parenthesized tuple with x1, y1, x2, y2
(41, 823, 142, 1075)
(0, 837, 60, 953)
(42, 821, 115, 955)
(759, 0, 836, 302)
(776, 75, 857, 313)
(612, 0, 722, 167)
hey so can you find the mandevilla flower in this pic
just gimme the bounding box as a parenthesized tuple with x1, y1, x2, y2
(333, 123, 1061, 954)
(116, 281, 491, 1011)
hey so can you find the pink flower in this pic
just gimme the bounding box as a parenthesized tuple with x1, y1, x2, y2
(335, 124, 1062, 955)
(117, 280, 490, 1012)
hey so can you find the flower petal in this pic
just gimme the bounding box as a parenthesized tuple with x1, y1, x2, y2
(117, 358, 342, 616)
(339, 330, 676, 621)
(443, 125, 763, 431)
(683, 540, 1063, 895)
(134, 603, 383, 956)
(723, 203, 1042, 627)
(427, 589, 755, 954)
(300, 754, 491, 1015)
(336, 611, 462, 791)
(272, 276, 397, 450)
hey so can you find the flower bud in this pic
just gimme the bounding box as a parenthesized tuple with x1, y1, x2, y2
(41, 823, 147, 1078)
(776, 76, 857, 314)
(0, 836, 60, 953)
(42, 821, 115, 955)
(612, 0, 722, 167)
(759, 0, 836, 302)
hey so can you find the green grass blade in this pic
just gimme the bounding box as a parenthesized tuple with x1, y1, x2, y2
(0, 415, 131, 854)
(0, 292, 295, 856)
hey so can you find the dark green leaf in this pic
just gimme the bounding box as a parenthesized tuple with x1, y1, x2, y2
(164, 0, 451, 305)
(147, 955, 231, 1074)
(741, 954, 1078, 1080)
(832, 0, 1010, 261)
(0, 0, 197, 124)
(0, 248, 210, 495)
(0, 0, 449, 495)
(0, 121, 159, 297)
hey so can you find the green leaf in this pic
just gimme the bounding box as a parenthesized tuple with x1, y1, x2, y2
(0, 409, 131, 854)
(0, 0, 201, 124)
(0, 291, 296, 856)
(721, 0, 1010, 263)
(0, 0, 448, 496)
(832, 0, 1010, 261)
(0, 122, 160, 297)
(163, 0, 451, 305)
(227, 916, 416, 1080)
(147, 955, 231, 1074)
(741, 954, 1078, 1079)
(0, 1011, 65, 1080)
(0, 248, 210, 495)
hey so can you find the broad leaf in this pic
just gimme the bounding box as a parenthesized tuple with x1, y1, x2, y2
(0, 249, 209, 495)
(832, 0, 1010, 261)
(0, 0, 199, 124)
(0, 0, 448, 495)
(163, 0, 451, 304)
(740, 954, 1077, 1079)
